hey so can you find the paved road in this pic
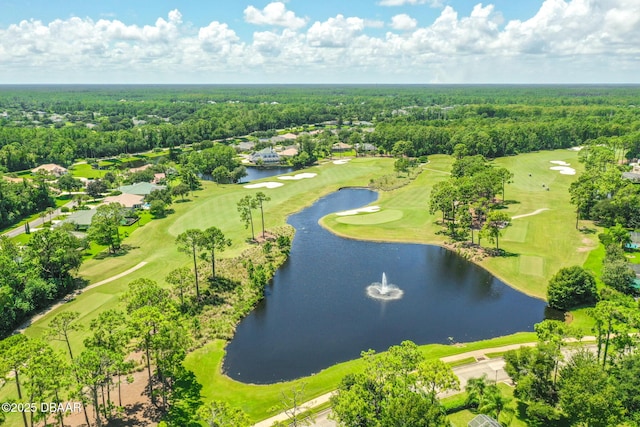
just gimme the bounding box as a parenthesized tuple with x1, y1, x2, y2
(2, 199, 78, 238)
(254, 341, 596, 427)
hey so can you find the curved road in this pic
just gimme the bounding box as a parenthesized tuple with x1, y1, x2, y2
(255, 340, 596, 427)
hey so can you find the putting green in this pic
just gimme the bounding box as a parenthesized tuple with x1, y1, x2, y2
(336, 209, 404, 225)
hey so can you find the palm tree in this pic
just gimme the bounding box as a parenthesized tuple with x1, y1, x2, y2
(479, 384, 512, 423)
(45, 207, 55, 224)
(465, 375, 489, 410)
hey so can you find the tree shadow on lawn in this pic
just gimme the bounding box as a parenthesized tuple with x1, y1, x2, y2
(163, 369, 204, 427)
(92, 244, 139, 259)
(578, 226, 597, 234)
(485, 248, 519, 258)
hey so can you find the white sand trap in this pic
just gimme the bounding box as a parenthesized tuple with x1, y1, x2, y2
(550, 160, 570, 166)
(333, 159, 351, 165)
(336, 206, 381, 216)
(569, 146, 584, 151)
(278, 173, 317, 180)
(550, 166, 576, 175)
(512, 208, 550, 220)
(243, 182, 284, 189)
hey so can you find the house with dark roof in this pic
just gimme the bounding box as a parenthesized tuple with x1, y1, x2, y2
(117, 182, 166, 196)
(58, 209, 98, 231)
(250, 147, 281, 164)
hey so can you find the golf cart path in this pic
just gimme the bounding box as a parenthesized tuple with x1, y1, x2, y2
(14, 261, 148, 333)
(511, 208, 550, 220)
(253, 338, 595, 427)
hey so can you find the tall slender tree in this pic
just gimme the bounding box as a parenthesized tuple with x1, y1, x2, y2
(255, 192, 271, 239)
(237, 195, 257, 241)
(201, 226, 231, 280)
(176, 229, 204, 300)
(47, 311, 82, 361)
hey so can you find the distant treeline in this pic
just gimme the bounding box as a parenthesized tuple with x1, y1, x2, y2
(1, 85, 640, 171)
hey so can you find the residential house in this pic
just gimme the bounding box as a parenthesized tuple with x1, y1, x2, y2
(58, 209, 98, 231)
(250, 147, 281, 164)
(152, 173, 166, 184)
(117, 182, 166, 196)
(103, 193, 145, 209)
(332, 142, 352, 152)
(31, 163, 68, 177)
(279, 146, 299, 157)
(235, 141, 256, 152)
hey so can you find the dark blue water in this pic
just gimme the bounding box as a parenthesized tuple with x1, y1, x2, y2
(241, 166, 294, 182)
(224, 189, 546, 384)
(201, 166, 294, 183)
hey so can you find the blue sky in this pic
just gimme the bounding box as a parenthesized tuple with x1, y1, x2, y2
(0, 0, 638, 84)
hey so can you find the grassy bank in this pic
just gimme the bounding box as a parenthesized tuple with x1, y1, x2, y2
(4, 151, 599, 426)
(183, 333, 537, 422)
(322, 150, 592, 299)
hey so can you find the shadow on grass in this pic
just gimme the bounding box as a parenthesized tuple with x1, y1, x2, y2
(485, 248, 519, 258)
(92, 244, 139, 259)
(163, 369, 203, 427)
(579, 226, 597, 234)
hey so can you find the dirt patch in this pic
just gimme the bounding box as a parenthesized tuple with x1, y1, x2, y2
(62, 361, 160, 427)
(564, 312, 574, 324)
(581, 237, 594, 245)
(577, 247, 593, 252)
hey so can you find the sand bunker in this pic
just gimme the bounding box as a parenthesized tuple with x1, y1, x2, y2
(569, 146, 584, 151)
(333, 159, 351, 165)
(550, 166, 576, 175)
(278, 173, 317, 180)
(243, 182, 284, 189)
(550, 160, 570, 166)
(335, 206, 381, 216)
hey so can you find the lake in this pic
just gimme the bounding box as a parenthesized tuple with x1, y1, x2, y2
(224, 188, 546, 383)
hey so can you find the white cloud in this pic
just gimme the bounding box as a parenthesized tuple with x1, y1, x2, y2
(307, 15, 365, 48)
(390, 14, 418, 31)
(244, 2, 308, 30)
(379, 0, 443, 7)
(198, 22, 240, 54)
(0, 1, 639, 83)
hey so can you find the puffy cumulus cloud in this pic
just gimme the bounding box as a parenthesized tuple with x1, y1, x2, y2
(495, 0, 640, 55)
(244, 2, 308, 30)
(198, 22, 240, 54)
(1, 1, 640, 83)
(307, 15, 365, 48)
(390, 14, 418, 31)
(379, 0, 443, 7)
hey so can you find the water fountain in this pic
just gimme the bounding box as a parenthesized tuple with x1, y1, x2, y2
(366, 272, 404, 301)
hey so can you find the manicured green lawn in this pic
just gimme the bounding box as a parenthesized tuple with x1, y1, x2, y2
(322, 150, 592, 299)
(68, 162, 107, 178)
(8, 151, 602, 425)
(183, 332, 536, 422)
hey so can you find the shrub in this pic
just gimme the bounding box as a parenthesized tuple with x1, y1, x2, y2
(547, 266, 597, 310)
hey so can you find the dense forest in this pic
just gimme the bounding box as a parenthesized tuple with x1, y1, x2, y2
(0, 85, 639, 171)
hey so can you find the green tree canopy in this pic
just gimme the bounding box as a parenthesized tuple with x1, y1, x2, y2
(547, 266, 597, 311)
